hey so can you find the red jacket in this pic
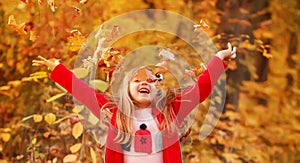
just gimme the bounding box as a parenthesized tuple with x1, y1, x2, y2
(50, 56, 227, 163)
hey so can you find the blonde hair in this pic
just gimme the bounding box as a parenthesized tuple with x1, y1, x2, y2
(102, 66, 186, 145)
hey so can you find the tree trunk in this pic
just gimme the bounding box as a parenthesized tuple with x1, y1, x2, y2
(215, 0, 270, 110)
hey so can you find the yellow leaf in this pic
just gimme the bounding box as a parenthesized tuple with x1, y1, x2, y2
(70, 143, 82, 153)
(72, 105, 84, 114)
(8, 80, 21, 87)
(44, 113, 56, 125)
(72, 68, 89, 78)
(33, 114, 43, 123)
(67, 30, 86, 52)
(0, 133, 11, 142)
(90, 147, 96, 163)
(89, 79, 109, 92)
(46, 92, 66, 103)
(7, 15, 27, 35)
(0, 85, 10, 91)
(72, 122, 83, 139)
(31, 138, 37, 144)
(63, 154, 77, 163)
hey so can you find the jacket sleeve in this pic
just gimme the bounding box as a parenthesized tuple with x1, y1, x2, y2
(50, 64, 108, 119)
(172, 56, 227, 123)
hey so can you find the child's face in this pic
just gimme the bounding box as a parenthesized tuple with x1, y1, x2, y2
(129, 68, 159, 108)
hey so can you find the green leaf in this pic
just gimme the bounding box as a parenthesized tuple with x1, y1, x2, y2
(89, 79, 109, 92)
(72, 68, 89, 78)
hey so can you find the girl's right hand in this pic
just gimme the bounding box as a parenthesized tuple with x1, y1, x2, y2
(32, 56, 60, 71)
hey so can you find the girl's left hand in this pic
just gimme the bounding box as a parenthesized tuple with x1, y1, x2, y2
(216, 42, 237, 61)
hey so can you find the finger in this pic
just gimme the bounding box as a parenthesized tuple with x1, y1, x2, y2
(227, 42, 232, 51)
(38, 56, 48, 62)
(32, 60, 45, 64)
(32, 63, 43, 66)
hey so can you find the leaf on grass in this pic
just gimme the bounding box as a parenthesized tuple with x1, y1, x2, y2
(72, 122, 83, 139)
(89, 79, 109, 92)
(90, 147, 97, 163)
(70, 143, 82, 153)
(46, 92, 66, 103)
(72, 68, 89, 78)
(44, 113, 56, 125)
(33, 114, 43, 123)
(63, 154, 77, 163)
(0, 133, 11, 142)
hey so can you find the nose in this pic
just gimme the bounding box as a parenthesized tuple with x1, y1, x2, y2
(141, 81, 148, 85)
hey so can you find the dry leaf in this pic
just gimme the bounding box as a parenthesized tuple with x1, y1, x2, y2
(70, 143, 82, 153)
(90, 147, 96, 163)
(67, 30, 86, 52)
(0, 133, 11, 142)
(7, 15, 27, 35)
(63, 154, 77, 163)
(33, 114, 43, 123)
(72, 68, 89, 78)
(72, 122, 83, 139)
(44, 113, 56, 125)
(194, 19, 209, 32)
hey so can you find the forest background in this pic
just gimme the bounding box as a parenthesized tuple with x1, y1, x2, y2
(0, 0, 300, 162)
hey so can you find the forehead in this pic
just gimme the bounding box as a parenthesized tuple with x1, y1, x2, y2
(131, 68, 155, 80)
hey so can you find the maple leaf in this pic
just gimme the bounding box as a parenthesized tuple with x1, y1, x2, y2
(7, 15, 27, 35)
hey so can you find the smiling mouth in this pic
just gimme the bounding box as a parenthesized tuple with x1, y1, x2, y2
(138, 88, 150, 94)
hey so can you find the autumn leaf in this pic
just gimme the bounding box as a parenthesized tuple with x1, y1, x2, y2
(63, 154, 77, 163)
(194, 19, 209, 32)
(89, 79, 109, 92)
(47, 0, 56, 12)
(72, 122, 84, 139)
(90, 147, 97, 163)
(67, 30, 86, 52)
(72, 67, 89, 78)
(70, 143, 82, 153)
(7, 15, 27, 35)
(33, 114, 43, 123)
(44, 113, 56, 125)
(0, 133, 11, 142)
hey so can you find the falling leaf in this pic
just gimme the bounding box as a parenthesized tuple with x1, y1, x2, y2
(44, 113, 56, 125)
(67, 30, 86, 52)
(72, 122, 83, 139)
(72, 67, 89, 78)
(89, 79, 109, 92)
(63, 154, 77, 163)
(31, 137, 37, 144)
(90, 147, 96, 163)
(46, 92, 66, 103)
(70, 143, 82, 153)
(29, 31, 38, 41)
(33, 114, 43, 123)
(47, 0, 55, 12)
(194, 19, 209, 32)
(7, 15, 27, 35)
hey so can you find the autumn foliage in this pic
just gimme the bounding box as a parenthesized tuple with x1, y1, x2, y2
(0, 0, 300, 162)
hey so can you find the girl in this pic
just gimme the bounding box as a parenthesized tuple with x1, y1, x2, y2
(32, 43, 236, 163)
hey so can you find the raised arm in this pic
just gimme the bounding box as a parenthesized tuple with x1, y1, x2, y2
(32, 56, 107, 119)
(172, 43, 236, 122)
